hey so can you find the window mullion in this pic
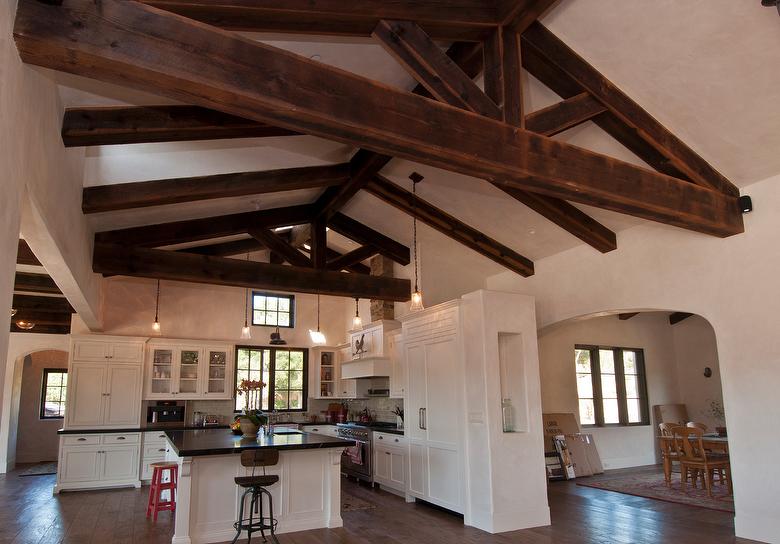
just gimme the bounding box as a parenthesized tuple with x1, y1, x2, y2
(614, 348, 628, 425)
(591, 348, 604, 426)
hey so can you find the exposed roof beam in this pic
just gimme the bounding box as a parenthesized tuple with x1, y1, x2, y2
(669, 312, 693, 325)
(500, 0, 560, 32)
(248, 228, 312, 268)
(14, 0, 743, 238)
(618, 312, 639, 320)
(14, 273, 61, 295)
(16, 240, 40, 266)
(62, 105, 298, 147)
(367, 176, 535, 276)
(326, 246, 379, 272)
(94, 205, 314, 248)
(525, 92, 607, 136)
(12, 294, 74, 314)
(328, 213, 411, 266)
(83, 164, 349, 214)
(137, 0, 499, 41)
(521, 22, 740, 197)
(183, 239, 264, 257)
(93, 243, 411, 302)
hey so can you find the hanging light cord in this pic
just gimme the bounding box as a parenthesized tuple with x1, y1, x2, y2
(154, 279, 160, 322)
(355, 298, 360, 318)
(412, 178, 420, 292)
(317, 293, 321, 332)
(244, 253, 250, 327)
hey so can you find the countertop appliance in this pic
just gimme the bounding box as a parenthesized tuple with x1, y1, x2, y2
(147, 402, 184, 424)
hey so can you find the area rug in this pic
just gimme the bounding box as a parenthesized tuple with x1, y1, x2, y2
(342, 491, 376, 512)
(577, 472, 734, 512)
(19, 462, 57, 477)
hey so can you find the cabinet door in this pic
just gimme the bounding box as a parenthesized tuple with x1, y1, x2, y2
(108, 342, 144, 363)
(60, 447, 102, 483)
(405, 343, 427, 441)
(67, 363, 107, 427)
(389, 449, 406, 488)
(101, 446, 140, 481)
(203, 348, 230, 398)
(423, 336, 460, 448)
(374, 446, 391, 482)
(339, 378, 357, 398)
(148, 347, 174, 398)
(72, 341, 108, 362)
(389, 333, 406, 398)
(104, 365, 142, 426)
(177, 347, 202, 396)
(407, 443, 428, 497)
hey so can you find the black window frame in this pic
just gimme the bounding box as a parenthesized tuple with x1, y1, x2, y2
(575, 345, 649, 428)
(251, 291, 295, 328)
(234, 345, 308, 413)
(40, 368, 68, 420)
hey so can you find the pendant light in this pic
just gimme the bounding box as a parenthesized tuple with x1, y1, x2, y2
(15, 320, 35, 331)
(269, 325, 287, 345)
(409, 172, 425, 312)
(152, 279, 161, 334)
(240, 253, 252, 340)
(309, 294, 327, 345)
(352, 298, 363, 330)
(10, 308, 17, 318)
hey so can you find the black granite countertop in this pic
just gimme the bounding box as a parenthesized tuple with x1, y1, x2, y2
(58, 425, 229, 435)
(165, 428, 355, 457)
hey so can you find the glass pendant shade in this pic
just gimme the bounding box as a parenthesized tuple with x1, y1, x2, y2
(152, 320, 161, 334)
(410, 290, 425, 312)
(351, 298, 363, 330)
(10, 308, 17, 318)
(152, 279, 162, 334)
(15, 320, 35, 331)
(240, 325, 252, 340)
(309, 329, 326, 345)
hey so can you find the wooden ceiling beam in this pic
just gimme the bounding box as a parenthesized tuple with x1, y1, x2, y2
(62, 105, 299, 147)
(618, 312, 639, 320)
(93, 243, 411, 302)
(326, 246, 379, 272)
(136, 0, 499, 41)
(182, 239, 263, 257)
(669, 312, 693, 325)
(499, 0, 560, 32)
(83, 163, 349, 214)
(525, 92, 607, 136)
(12, 294, 74, 314)
(248, 229, 312, 268)
(14, 273, 61, 295)
(521, 22, 740, 197)
(16, 240, 41, 266)
(310, 218, 328, 269)
(14, 0, 743, 238)
(94, 205, 314, 248)
(328, 213, 411, 266)
(367, 175, 535, 276)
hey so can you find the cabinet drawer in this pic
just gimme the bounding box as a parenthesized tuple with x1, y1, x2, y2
(143, 431, 170, 444)
(144, 444, 170, 458)
(62, 435, 101, 446)
(102, 433, 140, 445)
(374, 432, 405, 445)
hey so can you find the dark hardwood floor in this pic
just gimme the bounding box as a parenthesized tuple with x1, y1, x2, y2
(0, 465, 755, 543)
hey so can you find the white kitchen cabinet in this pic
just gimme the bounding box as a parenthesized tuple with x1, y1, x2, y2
(66, 361, 143, 429)
(72, 339, 144, 363)
(309, 345, 366, 400)
(348, 320, 400, 360)
(56, 432, 142, 493)
(145, 341, 233, 400)
(303, 424, 340, 437)
(141, 431, 170, 482)
(388, 332, 406, 398)
(373, 432, 406, 495)
(402, 302, 464, 513)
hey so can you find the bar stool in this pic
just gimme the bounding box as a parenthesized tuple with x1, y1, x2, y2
(146, 461, 178, 521)
(231, 449, 280, 544)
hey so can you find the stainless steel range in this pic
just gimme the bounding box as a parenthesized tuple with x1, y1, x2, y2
(337, 424, 372, 483)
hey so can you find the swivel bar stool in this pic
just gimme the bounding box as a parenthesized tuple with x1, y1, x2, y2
(231, 448, 280, 544)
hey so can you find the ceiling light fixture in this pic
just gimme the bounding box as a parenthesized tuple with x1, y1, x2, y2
(309, 294, 327, 345)
(409, 172, 425, 312)
(269, 325, 287, 345)
(152, 279, 161, 334)
(15, 320, 35, 331)
(352, 298, 363, 330)
(240, 253, 252, 340)
(10, 308, 17, 318)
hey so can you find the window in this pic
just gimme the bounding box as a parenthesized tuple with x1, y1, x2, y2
(40, 369, 67, 419)
(235, 346, 307, 412)
(252, 292, 295, 328)
(575, 346, 648, 427)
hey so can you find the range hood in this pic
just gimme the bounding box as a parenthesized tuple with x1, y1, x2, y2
(340, 357, 391, 379)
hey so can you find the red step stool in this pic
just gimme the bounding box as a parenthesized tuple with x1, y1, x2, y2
(147, 462, 178, 521)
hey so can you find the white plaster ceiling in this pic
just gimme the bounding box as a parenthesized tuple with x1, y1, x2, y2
(49, 0, 780, 273)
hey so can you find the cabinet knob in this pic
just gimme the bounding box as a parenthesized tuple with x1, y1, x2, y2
(385, 452, 391, 455)
(378, 436, 383, 440)
(394, 439, 399, 442)
(158, 448, 166, 452)
(77, 438, 86, 441)
(158, 435, 166, 439)
(116, 436, 125, 440)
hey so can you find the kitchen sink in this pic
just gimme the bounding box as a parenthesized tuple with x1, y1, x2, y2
(273, 430, 303, 435)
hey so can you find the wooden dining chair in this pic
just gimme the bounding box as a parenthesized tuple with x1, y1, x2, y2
(686, 421, 708, 432)
(672, 426, 731, 497)
(658, 423, 680, 486)
(686, 421, 726, 483)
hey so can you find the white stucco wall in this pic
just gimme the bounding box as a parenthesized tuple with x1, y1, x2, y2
(487, 173, 780, 543)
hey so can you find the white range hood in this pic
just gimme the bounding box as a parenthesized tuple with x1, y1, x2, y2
(340, 356, 391, 379)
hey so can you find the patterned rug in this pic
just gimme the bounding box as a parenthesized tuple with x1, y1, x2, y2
(342, 491, 376, 512)
(577, 471, 734, 512)
(19, 462, 57, 477)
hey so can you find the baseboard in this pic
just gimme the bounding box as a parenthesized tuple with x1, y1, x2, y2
(467, 505, 551, 534)
(734, 511, 778, 544)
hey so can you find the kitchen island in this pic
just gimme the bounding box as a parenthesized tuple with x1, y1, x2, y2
(164, 428, 353, 544)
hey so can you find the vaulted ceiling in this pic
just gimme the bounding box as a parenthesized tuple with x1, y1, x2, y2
(13, 0, 774, 300)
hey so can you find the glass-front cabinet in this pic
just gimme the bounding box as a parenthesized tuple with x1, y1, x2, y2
(145, 341, 233, 400)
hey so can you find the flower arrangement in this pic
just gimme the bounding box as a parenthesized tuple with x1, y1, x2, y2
(706, 399, 725, 424)
(236, 379, 268, 427)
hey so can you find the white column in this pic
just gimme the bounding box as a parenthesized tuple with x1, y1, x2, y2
(171, 457, 193, 544)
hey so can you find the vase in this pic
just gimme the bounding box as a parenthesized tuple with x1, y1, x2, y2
(239, 416, 259, 438)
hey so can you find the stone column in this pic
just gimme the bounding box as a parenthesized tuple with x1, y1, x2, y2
(370, 255, 395, 321)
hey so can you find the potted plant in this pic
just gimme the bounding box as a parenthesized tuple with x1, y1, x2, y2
(236, 379, 268, 438)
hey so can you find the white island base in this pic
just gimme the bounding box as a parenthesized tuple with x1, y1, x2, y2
(170, 448, 343, 544)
